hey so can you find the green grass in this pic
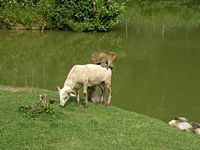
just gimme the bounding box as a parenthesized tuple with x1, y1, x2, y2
(0, 86, 200, 149)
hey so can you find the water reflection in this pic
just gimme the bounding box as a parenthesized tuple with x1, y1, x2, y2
(0, 25, 200, 122)
(0, 30, 122, 89)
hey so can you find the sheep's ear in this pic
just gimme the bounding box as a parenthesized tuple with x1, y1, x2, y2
(70, 93, 76, 97)
(57, 86, 61, 91)
(68, 90, 76, 97)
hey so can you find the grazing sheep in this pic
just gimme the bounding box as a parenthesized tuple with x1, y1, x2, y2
(57, 64, 112, 107)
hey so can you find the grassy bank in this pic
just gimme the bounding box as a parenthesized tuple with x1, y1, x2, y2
(0, 85, 200, 149)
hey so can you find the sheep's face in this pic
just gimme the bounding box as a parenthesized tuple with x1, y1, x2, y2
(59, 90, 70, 107)
(57, 86, 70, 107)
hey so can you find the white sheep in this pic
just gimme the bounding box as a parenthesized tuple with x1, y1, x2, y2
(57, 64, 112, 107)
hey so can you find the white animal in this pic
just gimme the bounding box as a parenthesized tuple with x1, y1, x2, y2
(168, 117, 193, 132)
(57, 64, 112, 107)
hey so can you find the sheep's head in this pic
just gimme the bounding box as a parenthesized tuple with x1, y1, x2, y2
(57, 86, 75, 107)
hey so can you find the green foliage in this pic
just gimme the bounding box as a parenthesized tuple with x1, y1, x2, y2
(60, 0, 125, 31)
(0, 0, 125, 31)
(0, 1, 46, 29)
(19, 101, 62, 119)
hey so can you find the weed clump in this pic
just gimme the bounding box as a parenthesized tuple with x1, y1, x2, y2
(19, 94, 61, 119)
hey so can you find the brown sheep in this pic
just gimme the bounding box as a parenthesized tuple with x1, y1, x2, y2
(91, 50, 117, 69)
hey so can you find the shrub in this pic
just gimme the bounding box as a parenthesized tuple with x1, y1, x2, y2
(61, 0, 125, 31)
(0, 0, 125, 31)
(0, 0, 46, 29)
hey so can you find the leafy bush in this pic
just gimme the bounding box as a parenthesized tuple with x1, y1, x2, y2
(0, 0, 125, 31)
(60, 0, 125, 31)
(0, 0, 46, 29)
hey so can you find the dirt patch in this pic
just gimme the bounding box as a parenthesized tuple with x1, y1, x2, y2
(13, 23, 41, 30)
(0, 86, 33, 93)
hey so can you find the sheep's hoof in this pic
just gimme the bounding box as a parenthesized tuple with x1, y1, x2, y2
(106, 102, 111, 106)
(76, 102, 80, 106)
(104, 102, 109, 105)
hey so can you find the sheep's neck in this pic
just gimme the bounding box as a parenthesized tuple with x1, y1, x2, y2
(64, 79, 76, 90)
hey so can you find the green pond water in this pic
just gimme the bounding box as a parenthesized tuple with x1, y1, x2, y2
(0, 24, 200, 122)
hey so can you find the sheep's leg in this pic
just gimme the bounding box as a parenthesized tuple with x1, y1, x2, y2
(99, 84, 105, 103)
(105, 83, 112, 105)
(107, 59, 112, 69)
(83, 83, 88, 108)
(76, 88, 80, 106)
(88, 86, 96, 103)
